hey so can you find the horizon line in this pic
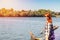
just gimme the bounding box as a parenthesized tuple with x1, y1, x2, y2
(0, 8, 59, 12)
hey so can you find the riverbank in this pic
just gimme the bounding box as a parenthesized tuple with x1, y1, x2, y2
(0, 8, 60, 17)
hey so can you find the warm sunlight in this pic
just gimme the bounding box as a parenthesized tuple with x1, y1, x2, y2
(0, 0, 21, 10)
(0, 0, 60, 40)
(0, 0, 13, 8)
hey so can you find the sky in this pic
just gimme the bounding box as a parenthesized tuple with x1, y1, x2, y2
(0, 0, 60, 12)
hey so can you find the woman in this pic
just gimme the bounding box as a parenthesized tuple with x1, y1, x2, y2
(45, 12, 55, 40)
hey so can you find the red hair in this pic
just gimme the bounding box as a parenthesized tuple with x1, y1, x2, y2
(45, 12, 52, 23)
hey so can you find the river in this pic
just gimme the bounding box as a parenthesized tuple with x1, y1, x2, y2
(0, 17, 60, 40)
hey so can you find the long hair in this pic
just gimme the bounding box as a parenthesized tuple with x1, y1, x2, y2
(45, 12, 52, 23)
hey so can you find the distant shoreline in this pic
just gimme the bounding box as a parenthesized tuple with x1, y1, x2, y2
(0, 16, 56, 17)
(0, 8, 60, 17)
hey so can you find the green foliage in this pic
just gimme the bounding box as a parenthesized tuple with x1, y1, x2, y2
(0, 8, 59, 17)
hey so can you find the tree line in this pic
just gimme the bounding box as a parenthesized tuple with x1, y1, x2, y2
(0, 8, 60, 17)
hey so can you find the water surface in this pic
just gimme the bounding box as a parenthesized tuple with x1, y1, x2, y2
(0, 17, 60, 40)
